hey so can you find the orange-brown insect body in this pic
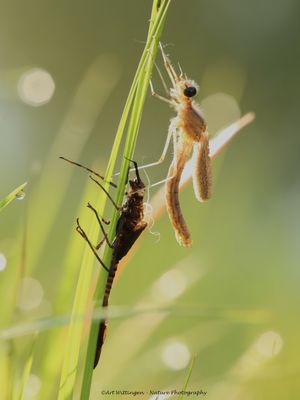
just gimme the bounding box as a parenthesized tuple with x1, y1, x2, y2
(149, 44, 212, 246)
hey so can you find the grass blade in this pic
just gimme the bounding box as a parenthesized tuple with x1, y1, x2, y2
(58, 2, 172, 399)
(177, 356, 196, 400)
(15, 338, 36, 400)
(0, 182, 27, 213)
(81, 0, 171, 397)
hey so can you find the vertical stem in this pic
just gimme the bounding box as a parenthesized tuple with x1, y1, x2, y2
(80, 1, 171, 399)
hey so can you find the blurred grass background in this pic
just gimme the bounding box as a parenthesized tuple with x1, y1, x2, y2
(0, 0, 300, 399)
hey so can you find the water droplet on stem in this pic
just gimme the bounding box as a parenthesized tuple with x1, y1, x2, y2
(16, 190, 26, 200)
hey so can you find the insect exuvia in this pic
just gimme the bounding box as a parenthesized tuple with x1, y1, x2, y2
(146, 43, 212, 247)
(60, 157, 147, 368)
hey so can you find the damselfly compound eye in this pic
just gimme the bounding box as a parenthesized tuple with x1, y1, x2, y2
(184, 86, 197, 98)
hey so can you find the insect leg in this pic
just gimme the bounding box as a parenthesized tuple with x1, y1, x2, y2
(133, 117, 178, 172)
(149, 80, 173, 105)
(76, 218, 109, 272)
(147, 174, 174, 189)
(177, 62, 184, 79)
(87, 202, 114, 249)
(154, 62, 170, 96)
(159, 42, 179, 87)
(59, 156, 117, 188)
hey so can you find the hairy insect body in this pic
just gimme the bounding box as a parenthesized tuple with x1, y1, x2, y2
(193, 131, 212, 202)
(166, 94, 211, 246)
(178, 103, 207, 141)
(150, 44, 213, 247)
(166, 136, 193, 247)
(179, 102, 212, 202)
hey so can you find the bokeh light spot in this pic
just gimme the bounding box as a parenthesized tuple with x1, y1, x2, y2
(0, 253, 7, 271)
(152, 268, 187, 301)
(18, 68, 55, 106)
(162, 341, 190, 370)
(24, 374, 41, 399)
(255, 330, 283, 358)
(17, 277, 44, 310)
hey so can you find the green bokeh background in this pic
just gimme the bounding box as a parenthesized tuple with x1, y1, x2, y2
(1, 1, 299, 399)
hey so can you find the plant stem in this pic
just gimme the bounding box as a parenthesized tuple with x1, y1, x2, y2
(80, 1, 171, 398)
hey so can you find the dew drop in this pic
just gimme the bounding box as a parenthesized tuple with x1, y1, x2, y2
(15, 190, 26, 200)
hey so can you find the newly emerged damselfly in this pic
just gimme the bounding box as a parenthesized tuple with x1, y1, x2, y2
(142, 43, 212, 247)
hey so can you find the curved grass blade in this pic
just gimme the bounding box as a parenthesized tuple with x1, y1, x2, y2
(0, 305, 269, 341)
(178, 356, 196, 400)
(0, 182, 27, 213)
(16, 338, 36, 400)
(58, 2, 172, 399)
(38, 178, 100, 400)
(81, 2, 172, 397)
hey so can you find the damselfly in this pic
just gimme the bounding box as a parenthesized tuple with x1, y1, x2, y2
(143, 43, 212, 247)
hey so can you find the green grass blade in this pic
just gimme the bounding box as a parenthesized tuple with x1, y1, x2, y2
(0, 182, 27, 213)
(38, 178, 100, 400)
(177, 356, 196, 400)
(57, 205, 102, 400)
(80, 0, 171, 398)
(57, 2, 172, 399)
(16, 338, 36, 400)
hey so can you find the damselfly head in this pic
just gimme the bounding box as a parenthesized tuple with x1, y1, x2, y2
(181, 79, 198, 98)
(171, 79, 199, 103)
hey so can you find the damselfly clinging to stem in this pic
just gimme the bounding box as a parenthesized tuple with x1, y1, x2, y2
(60, 156, 147, 368)
(143, 43, 212, 247)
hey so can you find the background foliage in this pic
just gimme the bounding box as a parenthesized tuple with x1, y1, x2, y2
(0, 0, 299, 399)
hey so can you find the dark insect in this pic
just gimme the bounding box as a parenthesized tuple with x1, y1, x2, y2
(60, 157, 147, 368)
